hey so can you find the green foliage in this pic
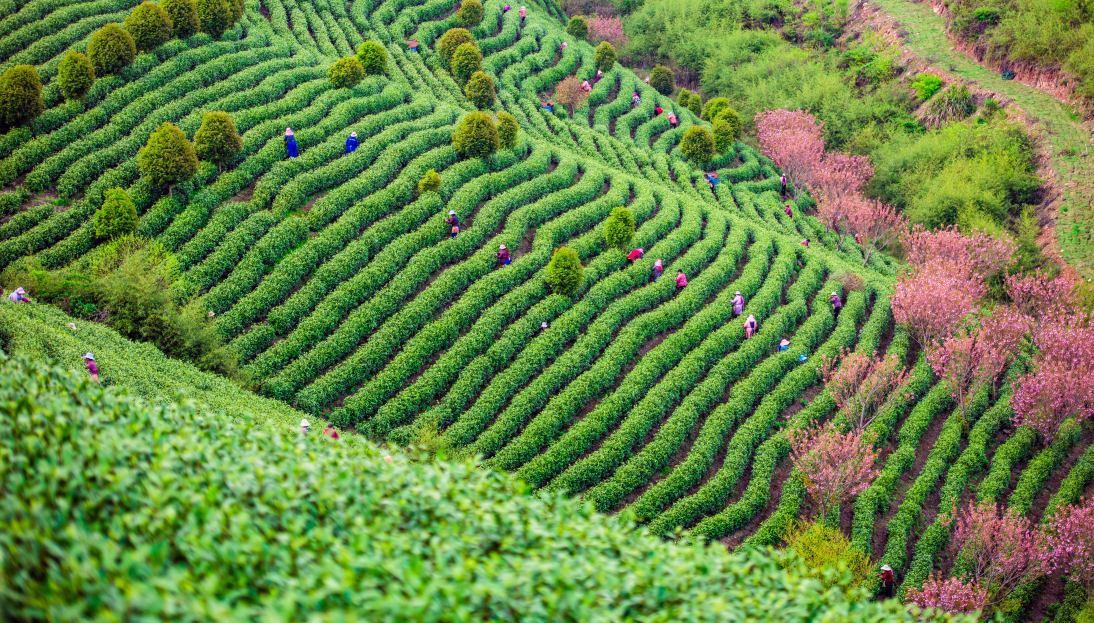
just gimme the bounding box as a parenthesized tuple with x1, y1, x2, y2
(603, 206, 635, 249)
(438, 28, 474, 67)
(701, 96, 731, 121)
(0, 65, 43, 130)
(124, 2, 174, 52)
(193, 111, 242, 171)
(138, 122, 198, 194)
(545, 246, 583, 296)
(594, 41, 617, 73)
(567, 15, 589, 40)
(680, 125, 715, 165)
(451, 42, 483, 84)
(194, 0, 232, 38)
(417, 168, 442, 195)
(677, 88, 692, 106)
(713, 118, 736, 153)
(94, 188, 138, 240)
(464, 71, 495, 109)
(925, 83, 976, 127)
(227, 0, 244, 23)
(780, 520, 874, 600)
(458, 0, 484, 28)
(686, 93, 702, 116)
(650, 65, 674, 95)
(329, 56, 365, 88)
(496, 110, 519, 149)
(161, 0, 200, 38)
(715, 106, 742, 141)
(88, 23, 136, 75)
(357, 41, 387, 76)
(58, 52, 95, 102)
(452, 111, 498, 158)
(911, 73, 944, 100)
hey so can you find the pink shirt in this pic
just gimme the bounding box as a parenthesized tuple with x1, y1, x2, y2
(519, 7, 526, 17)
(86, 360, 98, 374)
(675, 273, 687, 288)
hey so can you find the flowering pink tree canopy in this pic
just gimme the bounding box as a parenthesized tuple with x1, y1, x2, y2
(902, 224, 1016, 282)
(754, 108, 825, 201)
(587, 15, 628, 47)
(847, 197, 906, 267)
(554, 76, 589, 116)
(811, 151, 874, 204)
(1011, 315, 1094, 442)
(905, 574, 990, 616)
(788, 421, 879, 518)
(892, 260, 984, 351)
(818, 347, 911, 433)
(1004, 269, 1076, 321)
(945, 500, 1046, 606)
(814, 191, 852, 249)
(1041, 498, 1094, 587)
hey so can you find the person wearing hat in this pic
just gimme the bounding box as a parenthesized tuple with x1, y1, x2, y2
(82, 353, 100, 384)
(324, 426, 339, 440)
(300, 418, 310, 435)
(744, 314, 758, 339)
(830, 291, 842, 311)
(581, 79, 591, 92)
(780, 174, 787, 193)
(284, 127, 298, 158)
(496, 244, 511, 266)
(540, 321, 549, 333)
(652, 258, 663, 283)
(346, 131, 358, 153)
(784, 203, 793, 217)
(631, 92, 641, 108)
(7, 286, 30, 303)
(519, 5, 526, 25)
(779, 339, 790, 352)
(798, 353, 808, 363)
(445, 210, 460, 238)
(731, 291, 744, 317)
(667, 110, 677, 128)
(878, 565, 895, 598)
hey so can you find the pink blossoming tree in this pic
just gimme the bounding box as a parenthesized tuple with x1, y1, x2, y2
(788, 421, 879, 519)
(892, 260, 984, 352)
(1011, 315, 1094, 442)
(811, 151, 874, 204)
(847, 197, 906, 267)
(818, 347, 911, 433)
(587, 15, 628, 47)
(905, 574, 990, 617)
(754, 108, 825, 201)
(901, 224, 1016, 283)
(1040, 498, 1094, 588)
(1004, 269, 1076, 321)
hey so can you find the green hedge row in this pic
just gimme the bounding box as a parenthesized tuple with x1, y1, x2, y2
(1009, 419, 1084, 515)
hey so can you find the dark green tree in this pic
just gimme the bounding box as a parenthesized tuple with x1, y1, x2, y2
(496, 111, 518, 149)
(451, 42, 482, 84)
(649, 65, 673, 96)
(88, 24, 136, 75)
(329, 56, 365, 88)
(701, 97, 731, 121)
(437, 28, 474, 67)
(457, 0, 483, 27)
(195, 0, 232, 37)
(124, 2, 174, 52)
(545, 247, 583, 296)
(58, 52, 96, 102)
(193, 111, 242, 173)
(94, 188, 139, 239)
(566, 16, 588, 40)
(680, 125, 715, 166)
(594, 42, 616, 73)
(452, 111, 498, 159)
(228, 0, 244, 23)
(464, 71, 495, 109)
(139, 122, 198, 198)
(0, 65, 44, 130)
(162, 0, 200, 38)
(357, 40, 387, 75)
(603, 206, 635, 249)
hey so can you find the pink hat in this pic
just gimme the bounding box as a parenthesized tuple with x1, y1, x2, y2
(499, 244, 507, 250)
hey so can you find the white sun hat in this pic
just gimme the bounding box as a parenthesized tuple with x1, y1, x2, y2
(449, 210, 456, 215)
(82, 352, 94, 360)
(300, 418, 310, 428)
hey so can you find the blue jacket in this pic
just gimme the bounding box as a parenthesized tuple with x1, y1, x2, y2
(346, 136, 358, 153)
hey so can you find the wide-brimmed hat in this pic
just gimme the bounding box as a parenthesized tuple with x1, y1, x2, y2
(780, 339, 790, 347)
(832, 292, 837, 296)
(449, 210, 456, 215)
(541, 321, 548, 328)
(735, 291, 741, 295)
(14, 287, 25, 295)
(285, 127, 293, 135)
(300, 418, 310, 428)
(82, 352, 94, 360)
(881, 565, 892, 572)
(499, 244, 507, 250)
(350, 131, 357, 137)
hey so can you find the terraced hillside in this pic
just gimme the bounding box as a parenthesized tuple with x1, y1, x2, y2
(1, 0, 1092, 614)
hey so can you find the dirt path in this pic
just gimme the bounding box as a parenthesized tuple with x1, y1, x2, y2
(860, 0, 1094, 279)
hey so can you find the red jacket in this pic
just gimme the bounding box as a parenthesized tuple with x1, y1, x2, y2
(627, 248, 644, 261)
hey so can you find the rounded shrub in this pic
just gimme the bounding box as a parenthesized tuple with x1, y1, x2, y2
(701, 97, 731, 121)
(464, 71, 495, 109)
(228, 0, 244, 23)
(686, 93, 702, 117)
(603, 206, 635, 249)
(193, 111, 242, 172)
(714, 107, 741, 149)
(546, 247, 583, 296)
(0, 65, 44, 130)
(139, 122, 198, 196)
(58, 52, 96, 102)
(649, 65, 674, 96)
(329, 56, 365, 88)
(417, 169, 442, 195)
(451, 42, 482, 84)
(437, 28, 474, 67)
(88, 24, 137, 75)
(357, 41, 387, 76)
(566, 16, 588, 40)
(162, 0, 200, 38)
(496, 111, 518, 149)
(457, 0, 483, 27)
(680, 125, 715, 166)
(124, 2, 174, 52)
(677, 88, 691, 106)
(94, 188, 139, 239)
(195, 0, 232, 38)
(452, 111, 498, 159)
(712, 119, 735, 153)
(594, 42, 616, 73)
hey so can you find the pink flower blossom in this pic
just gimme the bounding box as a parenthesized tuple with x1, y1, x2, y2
(1041, 498, 1094, 586)
(788, 421, 879, 518)
(818, 347, 911, 433)
(755, 108, 825, 202)
(947, 500, 1047, 605)
(587, 15, 627, 46)
(892, 259, 983, 351)
(905, 574, 989, 616)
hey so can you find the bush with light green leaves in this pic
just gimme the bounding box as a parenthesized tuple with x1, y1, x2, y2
(357, 40, 387, 75)
(437, 27, 474, 67)
(88, 23, 136, 75)
(193, 111, 242, 173)
(124, 2, 174, 52)
(458, 0, 483, 27)
(594, 41, 616, 73)
(0, 65, 43, 130)
(464, 71, 495, 109)
(93, 188, 139, 239)
(566, 15, 588, 40)
(162, 0, 200, 38)
(604, 205, 635, 249)
(138, 121, 198, 198)
(497, 110, 518, 149)
(452, 111, 498, 159)
(650, 65, 674, 95)
(195, 0, 232, 37)
(451, 42, 482, 84)
(329, 56, 365, 88)
(545, 246, 583, 296)
(680, 125, 715, 166)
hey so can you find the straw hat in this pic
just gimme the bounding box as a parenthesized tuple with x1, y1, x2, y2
(350, 131, 357, 137)
(300, 418, 310, 428)
(541, 321, 548, 329)
(735, 291, 741, 295)
(832, 292, 837, 296)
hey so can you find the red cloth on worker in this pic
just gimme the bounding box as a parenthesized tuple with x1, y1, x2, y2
(627, 248, 644, 261)
(324, 427, 339, 439)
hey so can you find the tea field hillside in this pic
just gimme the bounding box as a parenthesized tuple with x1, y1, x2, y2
(0, 0, 1092, 616)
